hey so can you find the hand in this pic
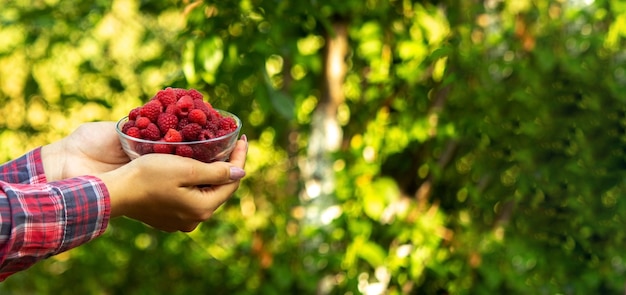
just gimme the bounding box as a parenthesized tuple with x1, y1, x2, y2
(41, 122, 131, 181)
(98, 135, 248, 232)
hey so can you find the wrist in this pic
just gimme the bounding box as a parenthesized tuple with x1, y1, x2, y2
(96, 164, 138, 218)
(41, 140, 68, 182)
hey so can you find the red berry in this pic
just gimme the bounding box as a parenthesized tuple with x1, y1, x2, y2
(136, 142, 153, 155)
(206, 108, 221, 126)
(218, 117, 237, 132)
(165, 104, 178, 116)
(129, 107, 142, 120)
(153, 143, 173, 154)
(192, 99, 210, 118)
(164, 128, 183, 142)
(157, 113, 178, 134)
(177, 118, 189, 130)
(191, 144, 211, 162)
(155, 87, 177, 106)
(176, 95, 194, 116)
(215, 129, 231, 137)
(173, 88, 188, 98)
(188, 89, 204, 100)
(122, 120, 135, 133)
(140, 123, 161, 141)
(181, 123, 202, 141)
(188, 109, 207, 126)
(140, 100, 162, 122)
(175, 145, 194, 158)
(198, 129, 215, 140)
(125, 126, 141, 138)
(135, 117, 151, 129)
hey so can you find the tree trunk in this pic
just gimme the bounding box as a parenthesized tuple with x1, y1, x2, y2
(301, 20, 348, 227)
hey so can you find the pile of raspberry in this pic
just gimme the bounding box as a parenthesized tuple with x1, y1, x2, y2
(120, 87, 238, 161)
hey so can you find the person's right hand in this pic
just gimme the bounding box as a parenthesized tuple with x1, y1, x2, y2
(97, 135, 248, 232)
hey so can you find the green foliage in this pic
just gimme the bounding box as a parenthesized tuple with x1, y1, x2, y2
(1, 0, 626, 294)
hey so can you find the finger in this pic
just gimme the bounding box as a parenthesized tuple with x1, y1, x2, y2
(173, 138, 248, 211)
(198, 178, 240, 203)
(180, 137, 248, 186)
(201, 138, 248, 205)
(227, 136, 248, 169)
(219, 136, 248, 183)
(176, 157, 246, 186)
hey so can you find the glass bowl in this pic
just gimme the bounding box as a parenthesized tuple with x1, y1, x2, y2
(115, 109, 242, 163)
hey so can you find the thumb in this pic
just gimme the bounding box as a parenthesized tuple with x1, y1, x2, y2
(179, 159, 246, 186)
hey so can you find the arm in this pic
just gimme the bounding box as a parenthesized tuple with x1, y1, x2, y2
(0, 122, 126, 280)
(0, 149, 110, 281)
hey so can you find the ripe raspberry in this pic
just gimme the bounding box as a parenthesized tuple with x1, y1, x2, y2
(188, 109, 207, 126)
(153, 143, 173, 154)
(193, 98, 211, 117)
(136, 143, 153, 155)
(164, 128, 183, 142)
(198, 129, 215, 140)
(175, 145, 194, 158)
(155, 87, 177, 106)
(165, 104, 178, 116)
(122, 120, 135, 133)
(173, 88, 188, 99)
(129, 107, 142, 120)
(215, 129, 232, 137)
(140, 100, 162, 122)
(210, 108, 221, 116)
(135, 117, 151, 129)
(188, 88, 204, 100)
(125, 126, 141, 138)
(191, 144, 211, 162)
(218, 117, 238, 132)
(140, 123, 161, 141)
(177, 118, 189, 130)
(157, 113, 178, 134)
(205, 108, 220, 126)
(181, 123, 202, 141)
(176, 95, 194, 116)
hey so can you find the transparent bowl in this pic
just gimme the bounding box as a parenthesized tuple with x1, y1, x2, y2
(115, 109, 242, 163)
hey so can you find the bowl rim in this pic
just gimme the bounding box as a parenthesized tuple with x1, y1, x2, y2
(115, 108, 242, 145)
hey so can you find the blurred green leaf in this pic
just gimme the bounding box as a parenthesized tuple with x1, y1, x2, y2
(263, 71, 294, 120)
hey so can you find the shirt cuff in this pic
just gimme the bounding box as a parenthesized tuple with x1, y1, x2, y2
(52, 175, 111, 253)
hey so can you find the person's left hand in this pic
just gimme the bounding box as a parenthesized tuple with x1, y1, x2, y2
(42, 122, 130, 181)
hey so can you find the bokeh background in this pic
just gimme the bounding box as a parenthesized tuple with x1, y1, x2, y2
(1, 0, 626, 294)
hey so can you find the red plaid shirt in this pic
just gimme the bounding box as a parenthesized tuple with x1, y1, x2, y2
(0, 147, 110, 281)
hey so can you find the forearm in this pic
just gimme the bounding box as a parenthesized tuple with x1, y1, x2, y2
(0, 176, 110, 281)
(0, 147, 111, 281)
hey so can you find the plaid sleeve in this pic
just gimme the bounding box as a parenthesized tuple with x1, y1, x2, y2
(0, 149, 111, 281)
(0, 147, 47, 185)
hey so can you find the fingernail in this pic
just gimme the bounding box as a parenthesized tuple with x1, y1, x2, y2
(230, 167, 246, 180)
(241, 134, 248, 142)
